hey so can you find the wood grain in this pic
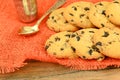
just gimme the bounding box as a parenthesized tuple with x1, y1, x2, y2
(0, 60, 120, 80)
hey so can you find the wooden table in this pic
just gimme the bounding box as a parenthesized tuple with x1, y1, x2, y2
(0, 60, 120, 80)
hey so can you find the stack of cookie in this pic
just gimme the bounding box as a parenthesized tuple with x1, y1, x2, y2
(45, 0, 120, 61)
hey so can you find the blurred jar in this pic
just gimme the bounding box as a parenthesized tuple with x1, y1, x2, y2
(14, 0, 38, 23)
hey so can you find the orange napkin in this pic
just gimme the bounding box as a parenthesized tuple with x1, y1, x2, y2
(0, 0, 120, 74)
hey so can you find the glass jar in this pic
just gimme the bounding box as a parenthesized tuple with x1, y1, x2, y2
(14, 0, 38, 22)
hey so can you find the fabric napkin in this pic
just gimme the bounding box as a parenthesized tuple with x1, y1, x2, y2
(1, 0, 120, 74)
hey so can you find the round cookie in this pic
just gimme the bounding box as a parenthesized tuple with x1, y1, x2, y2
(63, 1, 94, 28)
(69, 28, 105, 61)
(93, 27, 120, 59)
(46, 8, 79, 32)
(106, 0, 120, 25)
(89, 1, 116, 28)
(45, 31, 78, 59)
(93, 27, 120, 45)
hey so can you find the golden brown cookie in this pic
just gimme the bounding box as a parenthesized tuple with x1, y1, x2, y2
(93, 27, 120, 59)
(46, 8, 79, 32)
(89, 1, 116, 28)
(45, 31, 78, 59)
(63, 1, 94, 28)
(69, 28, 105, 61)
(106, 0, 120, 25)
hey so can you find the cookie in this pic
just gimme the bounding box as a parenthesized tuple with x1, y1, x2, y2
(63, 1, 94, 28)
(46, 8, 79, 32)
(93, 27, 120, 45)
(106, 0, 120, 25)
(93, 27, 120, 59)
(89, 1, 116, 28)
(69, 28, 105, 61)
(45, 31, 78, 59)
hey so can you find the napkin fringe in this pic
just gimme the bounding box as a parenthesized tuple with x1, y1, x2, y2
(0, 63, 27, 74)
(0, 67, 16, 74)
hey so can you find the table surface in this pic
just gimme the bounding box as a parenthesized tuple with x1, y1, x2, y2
(0, 60, 120, 80)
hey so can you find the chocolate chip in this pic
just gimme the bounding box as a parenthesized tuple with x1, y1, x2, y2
(101, 10, 106, 16)
(69, 13, 74, 16)
(76, 36, 80, 41)
(67, 31, 71, 32)
(45, 45, 50, 50)
(80, 14, 85, 18)
(107, 15, 110, 18)
(110, 14, 113, 16)
(97, 57, 104, 60)
(96, 42, 102, 46)
(65, 34, 71, 38)
(55, 37, 60, 41)
(92, 45, 100, 53)
(101, 23, 105, 27)
(71, 46, 76, 52)
(60, 48, 64, 51)
(75, 32, 79, 35)
(71, 19, 74, 22)
(113, 1, 120, 3)
(88, 49, 93, 55)
(98, 2, 103, 6)
(86, 16, 89, 19)
(61, 12, 64, 16)
(102, 31, 109, 37)
(64, 20, 68, 24)
(108, 42, 112, 44)
(82, 56, 86, 59)
(72, 6, 77, 11)
(92, 45, 97, 49)
(66, 40, 69, 42)
(89, 31, 95, 33)
(95, 5, 97, 8)
(71, 34, 76, 38)
(54, 20, 57, 23)
(84, 7, 90, 11)
(81, 31, 85, 34)
(51, 16, 54, 19)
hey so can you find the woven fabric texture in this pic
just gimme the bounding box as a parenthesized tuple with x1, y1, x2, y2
(1, 0, 120, 74)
